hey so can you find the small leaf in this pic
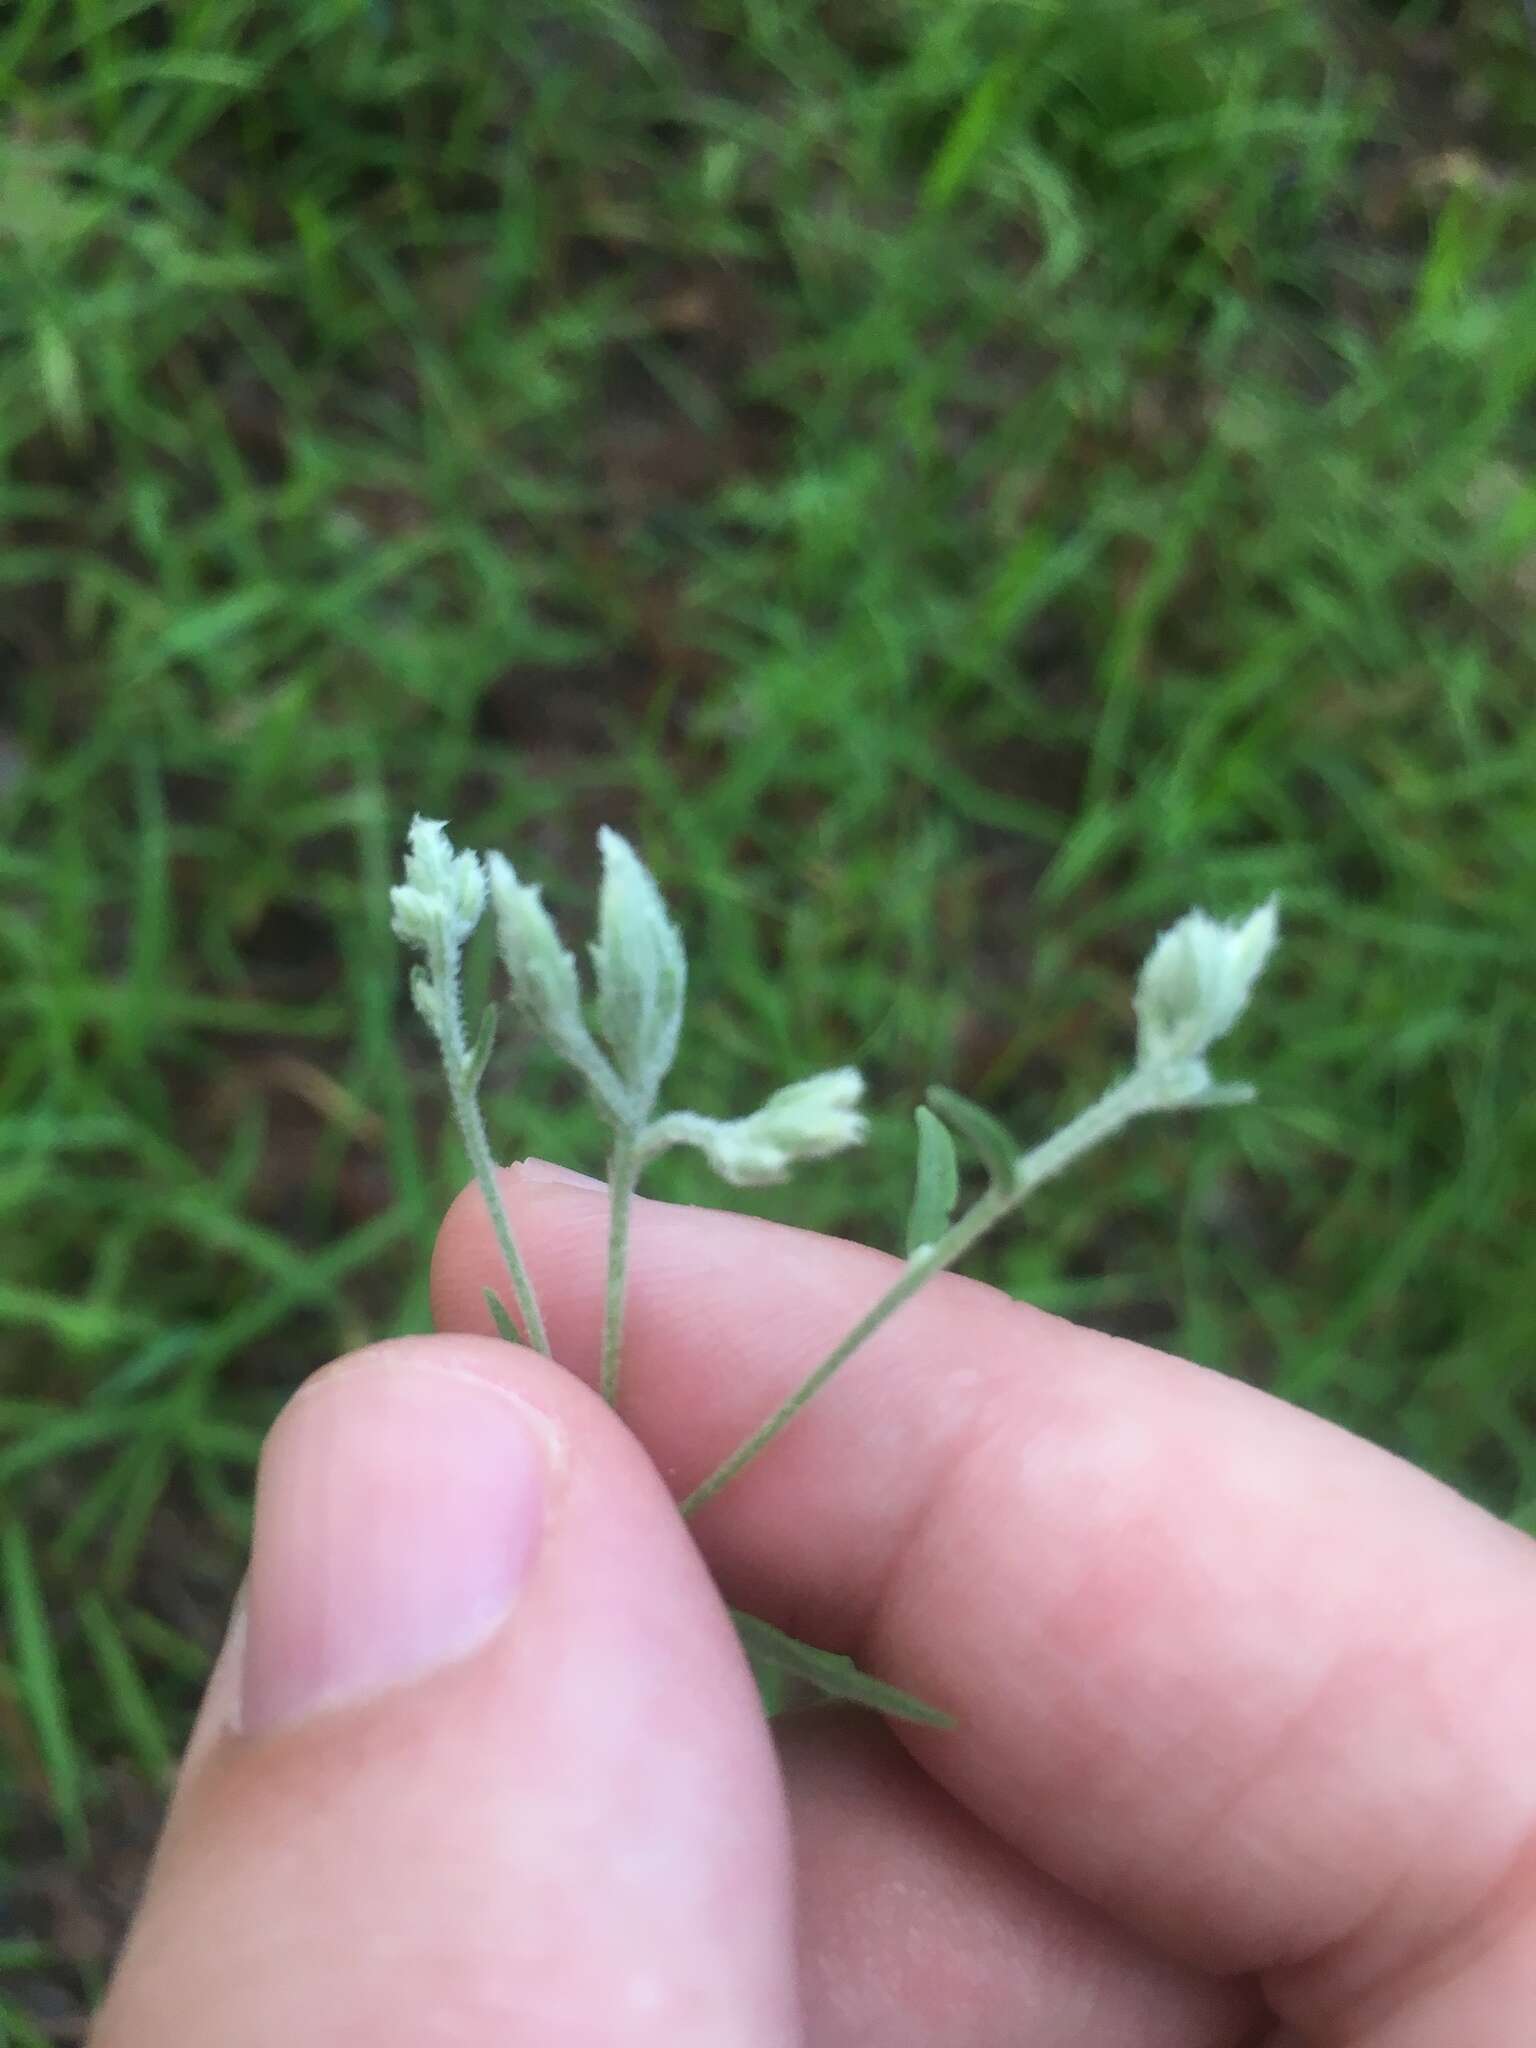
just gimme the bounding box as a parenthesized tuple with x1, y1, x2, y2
(906, 1105, 960, 1255)
(1185, 1080, 1257, 1109)
(466, 1003, 497, 1090)
(731, 1610, 953, 1728)
(483, 1288, 521, 1343)
(927, 1084, 1019, 1188)
(748, 1644, 794, 1717)
(409, 964, 440, 1034)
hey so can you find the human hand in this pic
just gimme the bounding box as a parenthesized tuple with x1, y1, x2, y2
(95, 1164, 1536, 2044)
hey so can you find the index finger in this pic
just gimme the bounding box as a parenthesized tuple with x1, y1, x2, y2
(432, 1165, 1536, 2027)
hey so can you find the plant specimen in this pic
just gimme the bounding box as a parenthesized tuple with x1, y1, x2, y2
(393, 817, 1278, 1719)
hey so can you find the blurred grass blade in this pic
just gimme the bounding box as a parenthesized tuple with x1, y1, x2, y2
(1, 1519, 87, 1856)
(922, 55, 1019, 211)
(79, 1594, 175, 1786)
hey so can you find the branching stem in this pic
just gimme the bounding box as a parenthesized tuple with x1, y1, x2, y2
(681, 1064, 1192, 1516)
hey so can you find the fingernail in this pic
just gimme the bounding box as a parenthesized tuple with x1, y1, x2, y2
(242, 1359, 549, 1734)
(517, 1157, 605, 1192)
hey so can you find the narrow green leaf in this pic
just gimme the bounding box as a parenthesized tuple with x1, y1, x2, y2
(926, 1084, 1019, 1188)
(121, 1605, 211, 1685)
(104, 1440, 172, 1592)
(0, 1998, 56, 2047)
(78, 1596, 175, 1786)
(748, 1644, 793, 1717)
(906, 1104, 960, 1254)
(921, 54, 1020, 212)
(0, 1940, 53, 1971)
(483, 1287, 521, 1343)
(1186, 1080, 1257, 1109)
(731, 1610, 953, 1728)
(1, 1519, 87, 1854)
(466, 1002, 497, 1090)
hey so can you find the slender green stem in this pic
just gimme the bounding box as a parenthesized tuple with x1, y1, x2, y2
(432, 930, 550, 1357)
(680, 1065, 1182, 1518)
(450, 1068, 550, 1356)
(600, 1127, 641, 1407)
(681, 1181, 1013, 1516)
(1013, 1070, 1149, 1196)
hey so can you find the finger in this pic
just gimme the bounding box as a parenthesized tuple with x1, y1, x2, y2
(434, 1170, 1536, 2036)
(94, 1337, 799, 2048)
(778, 1715, 1262, 2048)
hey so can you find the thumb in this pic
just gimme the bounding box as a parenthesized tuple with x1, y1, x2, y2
(93, 1337, 800, 2047)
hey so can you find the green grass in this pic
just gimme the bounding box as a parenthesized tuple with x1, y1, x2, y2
(4, 0, 1536, 2027)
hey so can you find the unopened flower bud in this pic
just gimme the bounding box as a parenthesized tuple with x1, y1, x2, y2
(589, 827, 687, 1113)
(688, 1068, 868, 1186)
(1134, 899, 1279, 1070)
(390, 816, 486, 951)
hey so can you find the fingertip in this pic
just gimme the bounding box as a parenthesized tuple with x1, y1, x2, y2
(241, 1352, 557, 1735)
(100, 1327, 798, 2046)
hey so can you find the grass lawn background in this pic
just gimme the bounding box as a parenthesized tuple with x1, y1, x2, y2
(3, 0, 1535, 2031)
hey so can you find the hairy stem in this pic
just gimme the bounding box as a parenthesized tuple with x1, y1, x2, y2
(1013, 1069, 1149, 1197)
(432, 929, 550, 1357)
(680, 1065, 1184, 1517)
(681, 1182, 1012, 1516)
(600, 1127, 641, 1407)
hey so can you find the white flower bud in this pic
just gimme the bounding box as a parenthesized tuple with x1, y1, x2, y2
(487, 855, 582, 1033)
(486, 853, 632, 1121)
(685, 1068, 868, 1187)
(1134, 898, 1279, 1070)
(589, 827, 687, 1112)
(390, 816, 486, 951)
(389, 884, 441, 949)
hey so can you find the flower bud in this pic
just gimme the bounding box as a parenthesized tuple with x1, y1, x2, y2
(487, 853, 628, 1120)
(689, 1068, 868, 1186)
(589, 827, 687, 1112)
(1134, 898, 1279, 1069)
(390, 816, 486, 951)
(487, 854, 585, 1044)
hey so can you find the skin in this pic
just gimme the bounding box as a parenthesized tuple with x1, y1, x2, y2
(94, 1164, 1536, 2044)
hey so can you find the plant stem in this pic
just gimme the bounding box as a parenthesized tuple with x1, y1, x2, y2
(680, 1065, 1180, 1517)
(432, 930, 550, 1357)
(452, 1069, 551, 1356)
(681, 1180, 1012, 1516)
(1013, 1070, 1148, 1196)
(599, 1127, 641, 1406)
